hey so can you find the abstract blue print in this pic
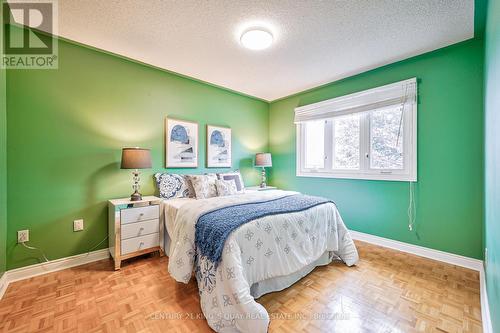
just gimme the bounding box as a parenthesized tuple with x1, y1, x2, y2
(166, 119, 198, 167)
(207, 126, 231, 167)
(210, 130, 225, 147)
(171, 125, 189, 144)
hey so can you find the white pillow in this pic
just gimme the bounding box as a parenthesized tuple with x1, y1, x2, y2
(186, 174, 217, 199)
(215, 179, 238, 196)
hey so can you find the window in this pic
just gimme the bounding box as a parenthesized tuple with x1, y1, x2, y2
(369, 107, 404, 170)
(304, 120, 325, 169)
(296, 78, 417, 181)
(333, 114, 360, 170)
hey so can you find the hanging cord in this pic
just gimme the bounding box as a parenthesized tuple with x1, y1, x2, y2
(398, 82, 417, 233)
(396, 83, 409, 147)
(20, 242, 50, 263)
(19, 235, 109, 264)
(407, 181, 416, 231)
(85, 235, 108, 256)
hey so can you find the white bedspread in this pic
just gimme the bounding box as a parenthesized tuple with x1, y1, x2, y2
(165, 190, 359, 332)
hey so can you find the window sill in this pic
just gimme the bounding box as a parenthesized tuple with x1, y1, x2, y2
(296, 170, 416, 182)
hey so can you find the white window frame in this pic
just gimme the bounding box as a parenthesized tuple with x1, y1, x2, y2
(296, 79, 417, 182)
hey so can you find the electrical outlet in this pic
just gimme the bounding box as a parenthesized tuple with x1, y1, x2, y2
(73, 219, 84, 232)
(17, 230, 29, 243)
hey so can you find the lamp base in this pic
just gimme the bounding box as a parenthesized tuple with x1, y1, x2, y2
(260, 167, 267, 188)
(130, 170, 142, 201)
(130, 191, 142, 201)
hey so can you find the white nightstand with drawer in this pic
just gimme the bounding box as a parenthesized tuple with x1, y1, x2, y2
(108, 196, 163, 270)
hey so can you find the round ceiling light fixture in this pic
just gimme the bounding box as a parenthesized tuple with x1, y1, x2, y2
(240, 29, 273, 50)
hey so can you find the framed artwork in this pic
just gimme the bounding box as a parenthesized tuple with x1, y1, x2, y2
(206, 125, 232, 168)
(165, 117, 199, 168)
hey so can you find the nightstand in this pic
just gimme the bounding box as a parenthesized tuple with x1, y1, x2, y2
(246, 186, 278, 191)
(108, 196, 163, 270)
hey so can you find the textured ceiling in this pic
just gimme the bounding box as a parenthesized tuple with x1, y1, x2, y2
(15, 0, 474, 101)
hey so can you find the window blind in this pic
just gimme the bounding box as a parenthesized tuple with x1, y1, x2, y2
(294, 78, 417, 123)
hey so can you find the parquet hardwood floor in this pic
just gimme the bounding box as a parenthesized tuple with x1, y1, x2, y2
(0, 241, 482, 333)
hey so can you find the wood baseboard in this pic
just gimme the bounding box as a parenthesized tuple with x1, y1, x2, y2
(0, 272, 7, 299)
(479, 266, 494, 333)
(349, 230, 483, 270)
(0, 248, 110, 299)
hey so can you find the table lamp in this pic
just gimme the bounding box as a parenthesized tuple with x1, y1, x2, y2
(121, 148, 152, 201)
(255, 153, 272, 188)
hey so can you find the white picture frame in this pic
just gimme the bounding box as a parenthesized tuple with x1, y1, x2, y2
(206, 125, 232, 168)
(165, 117, 199, 168)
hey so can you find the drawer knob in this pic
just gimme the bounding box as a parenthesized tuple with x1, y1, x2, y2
(139, 242, 144, 248)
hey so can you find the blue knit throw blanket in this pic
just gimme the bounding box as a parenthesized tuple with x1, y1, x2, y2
(195, 194, 332, 266)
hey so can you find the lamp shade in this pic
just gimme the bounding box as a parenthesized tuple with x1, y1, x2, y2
(121, 148, 152, 169)
(255, 153, 272, 167)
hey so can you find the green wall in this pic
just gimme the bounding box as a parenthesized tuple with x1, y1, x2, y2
(484, 0, 500, 330)
(3, 12, 488, 275)
(0, 0, 7, 279)
(5, 34, 268, 269)
(0, 63, 6, 279)
(269, 39, 484, 259)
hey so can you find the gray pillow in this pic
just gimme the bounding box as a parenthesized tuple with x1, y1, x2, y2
(215, 179, 238, 196)
(186, 174, 217, 199)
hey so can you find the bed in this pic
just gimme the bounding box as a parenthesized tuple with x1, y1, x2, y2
(163, 189, 359, 332)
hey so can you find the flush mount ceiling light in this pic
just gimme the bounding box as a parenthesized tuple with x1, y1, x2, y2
(240, 29, 273, 50)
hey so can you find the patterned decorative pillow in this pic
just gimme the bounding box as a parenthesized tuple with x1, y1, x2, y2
(154, 173, 191, 199)
(184, 175, 196, 198)
(216, 171, 245, 193)
(215, 179, 238, 196)
(186, 174, 217, 199)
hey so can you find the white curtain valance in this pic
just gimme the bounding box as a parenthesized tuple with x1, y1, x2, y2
(294, 78, 417, 123)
